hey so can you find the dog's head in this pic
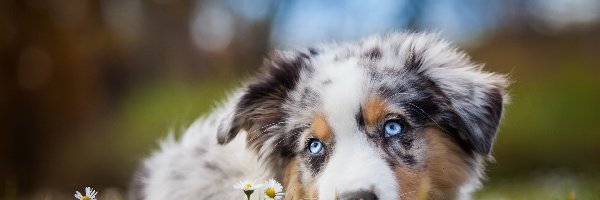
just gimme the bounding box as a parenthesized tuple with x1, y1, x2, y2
(217, 33, 508, 199)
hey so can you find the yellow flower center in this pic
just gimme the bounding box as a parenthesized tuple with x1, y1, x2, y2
(82, 196, 91, 200)
(244, 183, 252, 189)
(265, 187, 276, 198)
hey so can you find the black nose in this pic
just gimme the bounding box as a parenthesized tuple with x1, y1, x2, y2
(339, 190, 378, 200)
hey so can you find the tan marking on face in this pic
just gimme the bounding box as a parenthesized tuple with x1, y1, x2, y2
(393, 165, 423, 199)
(394, 128, 472, 199)
(283, 158, 304, 200)
(293, 128, 319, 200)
(311, 113, 333, 142)
(363, 95, 392, 136)
(284, 157, 319, 200)
(364, 96, 389, 128)
(305, 187, 318, 200)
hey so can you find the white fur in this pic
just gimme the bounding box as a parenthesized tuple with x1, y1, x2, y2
(313, 58, 399, 199)
(317, 135, 399, 200)
(137, 96, 272, 200)
(316, 56, 365, 127)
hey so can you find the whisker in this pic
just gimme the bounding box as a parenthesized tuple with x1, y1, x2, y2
(405, 102, 448, 133)
(266, 125, 308, 153)
(246, 121, 286, 144)
(388, 92, 455, 134)
(249, 121, 286, 135)
(388, 92, 412, 99)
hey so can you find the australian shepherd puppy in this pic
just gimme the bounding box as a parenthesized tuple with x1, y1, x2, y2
(130, 32, 509, 200)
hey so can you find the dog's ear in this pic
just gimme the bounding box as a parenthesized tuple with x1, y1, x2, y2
(401, 36, 509, 156)
(429, 66, 509, 156)
(217, 51, 310, 144)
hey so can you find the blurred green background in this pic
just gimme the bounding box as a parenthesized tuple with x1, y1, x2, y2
(1, 0, 600, 199)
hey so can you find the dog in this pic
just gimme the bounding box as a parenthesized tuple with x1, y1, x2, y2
(130, 32, 509, 200)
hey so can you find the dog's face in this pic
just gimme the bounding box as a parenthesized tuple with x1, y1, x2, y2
(217, 33, 508, 200)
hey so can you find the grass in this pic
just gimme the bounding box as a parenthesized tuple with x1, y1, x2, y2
(475, 176, 600, 200)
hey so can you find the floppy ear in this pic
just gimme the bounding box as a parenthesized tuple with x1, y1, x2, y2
(431, 67, 509, 156)
(401, 35, 509, 156)
(216, 51, 310, 144)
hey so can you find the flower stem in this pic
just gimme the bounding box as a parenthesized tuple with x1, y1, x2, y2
(244, 190, 253, 200)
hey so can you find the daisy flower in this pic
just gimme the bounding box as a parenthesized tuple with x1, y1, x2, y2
(74, 187, 98, 200)
(263, 179, 284, 200)
(234, 180, 260, 200)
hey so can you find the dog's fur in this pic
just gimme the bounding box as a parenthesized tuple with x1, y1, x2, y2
(130, 32, 509, 200)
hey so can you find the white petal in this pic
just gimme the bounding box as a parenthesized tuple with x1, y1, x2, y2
(234, 181, 243, 189)
(75, 191, 83, 198)
(90, 190, 98, 198)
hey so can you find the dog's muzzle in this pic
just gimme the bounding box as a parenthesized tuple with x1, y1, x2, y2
(339, 190, 378, 200)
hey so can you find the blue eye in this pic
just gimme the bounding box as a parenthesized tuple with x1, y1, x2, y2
(384, 121, 404, 137)
(308, 139, 324, 155)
